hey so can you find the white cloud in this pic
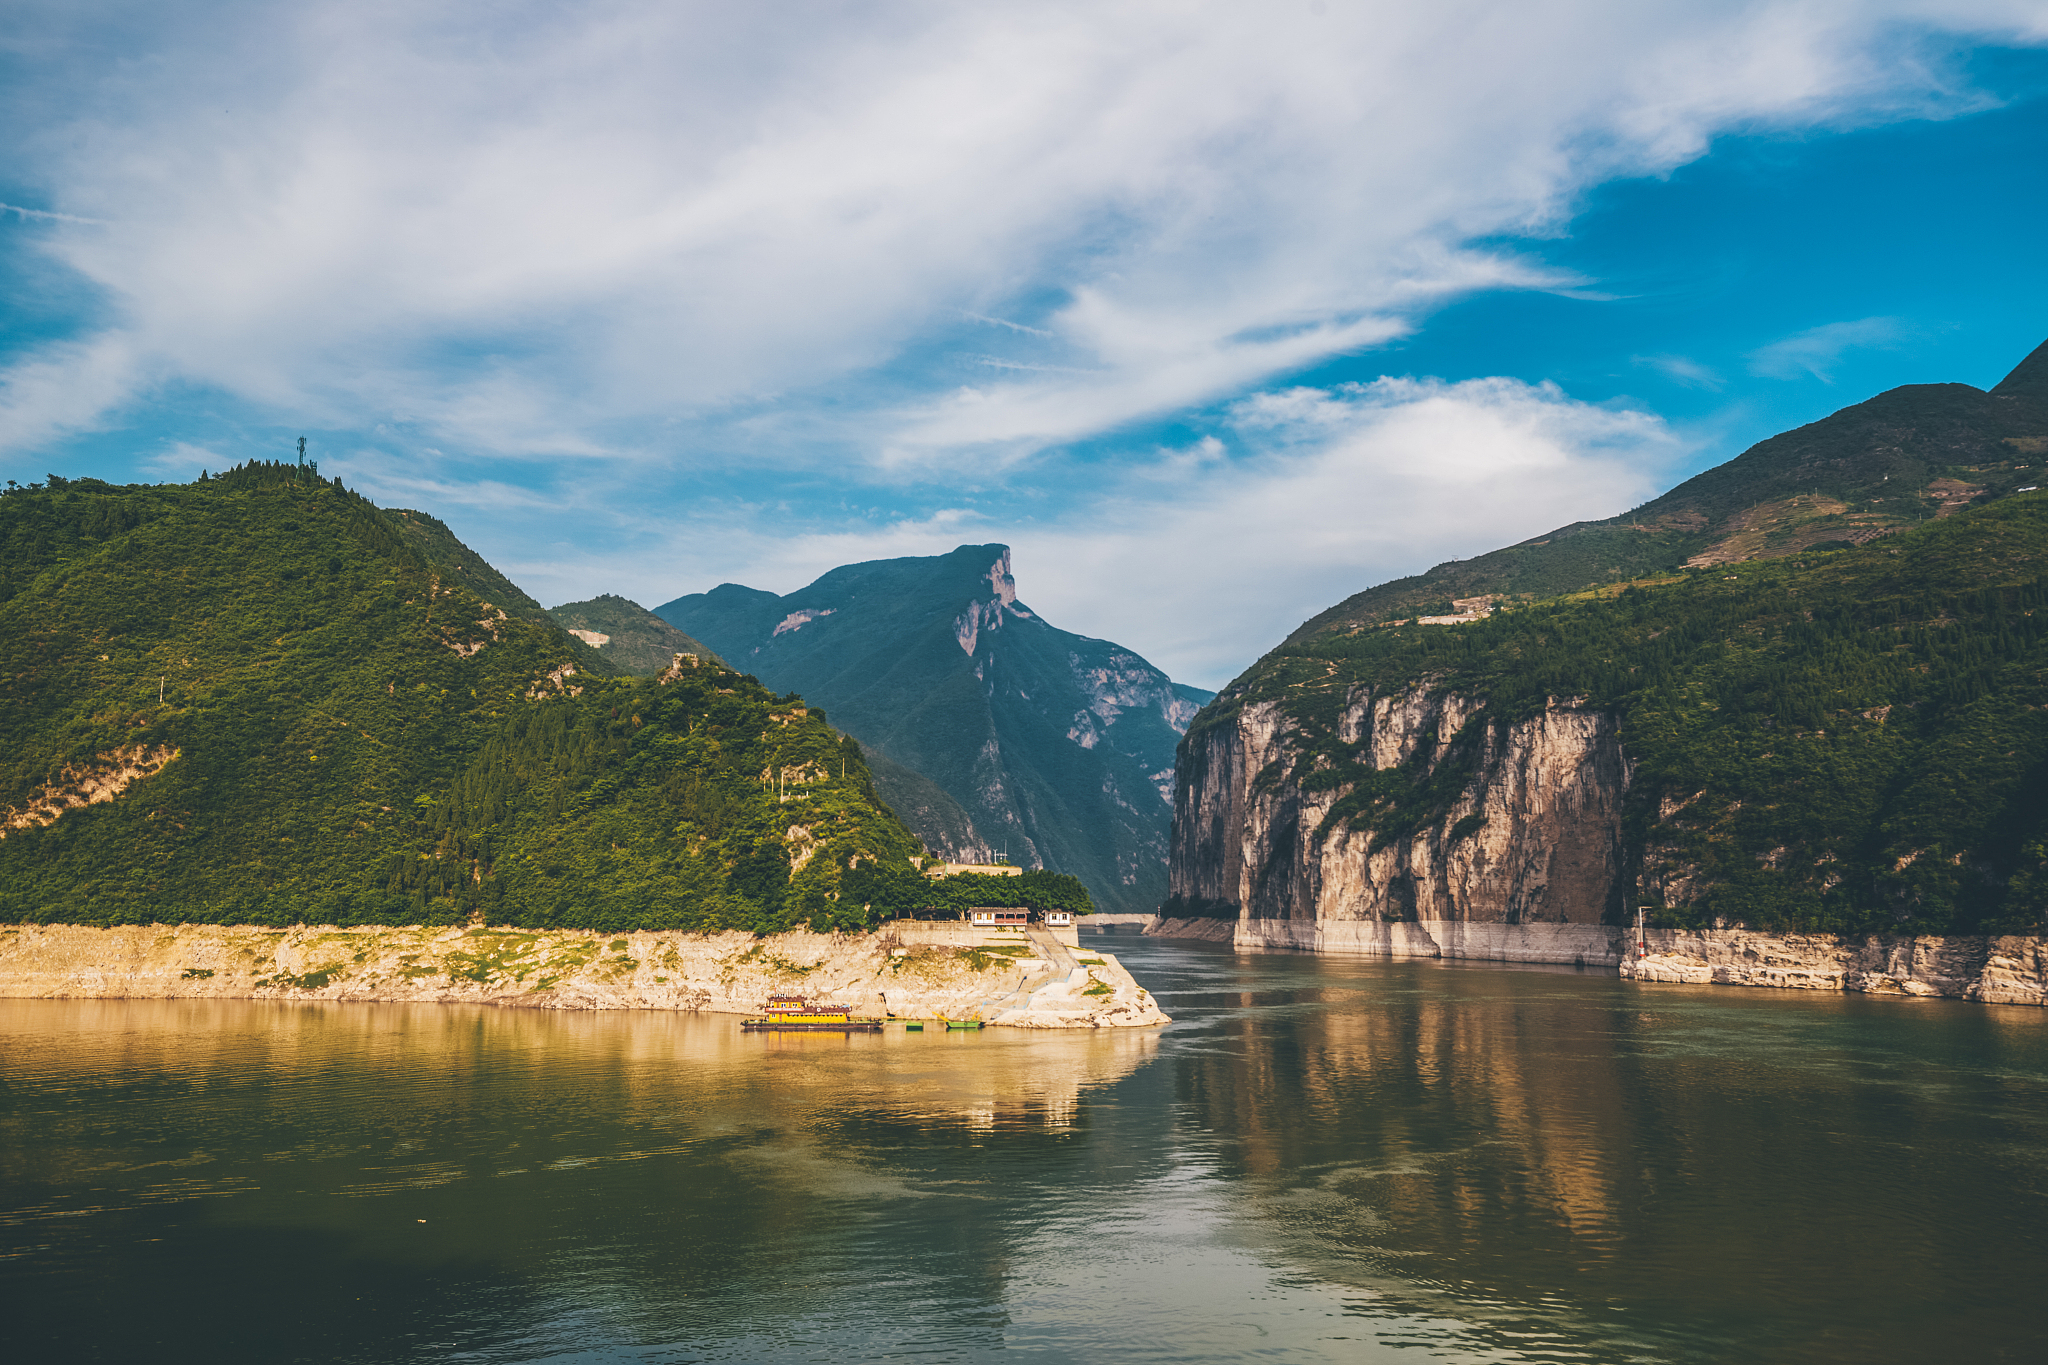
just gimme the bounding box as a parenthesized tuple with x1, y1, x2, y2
(1, 0, 2041, 463)
(1011, 377, 1684, 685)
(528, 376, 1684, 687)
(6, 2, 2042, 687)
(1746, 316, 1911, 382)
(141, 440, 231, 481)
(0, 334, 141, 453)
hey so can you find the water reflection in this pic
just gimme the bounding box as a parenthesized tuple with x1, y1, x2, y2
(4, 948, 2046, 1363)
(1, 999, 1163, 1363)
(1157, 945, 2048, 1363)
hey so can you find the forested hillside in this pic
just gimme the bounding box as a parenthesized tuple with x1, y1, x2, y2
(1194, 493, 2048, 934)
(0, 462, 979, 931)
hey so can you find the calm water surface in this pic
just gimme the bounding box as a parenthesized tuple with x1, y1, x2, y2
(4, 940, 2046, 1363)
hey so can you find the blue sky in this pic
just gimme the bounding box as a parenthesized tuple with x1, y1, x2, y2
(3, 3, 2046, 688)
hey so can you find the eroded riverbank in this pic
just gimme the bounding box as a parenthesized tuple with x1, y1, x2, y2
(1134, 915, 2048, 1007)
(1621, 927, 2048, 1006)
(0, 921, 1169, 1027)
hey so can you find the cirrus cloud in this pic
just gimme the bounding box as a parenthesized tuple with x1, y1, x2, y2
(1746, 316, 1913, 382)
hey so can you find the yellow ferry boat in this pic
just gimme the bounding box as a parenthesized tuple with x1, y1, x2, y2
(739, 994, 884, 1032)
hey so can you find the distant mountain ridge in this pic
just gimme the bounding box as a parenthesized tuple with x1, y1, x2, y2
(657, 545, 1213, 915)
(1289, 348, 2048, 642)
(547, 594, 723, 675)
(1992, 336, 2048, 402)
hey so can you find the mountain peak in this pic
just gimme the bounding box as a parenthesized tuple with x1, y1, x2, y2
(981, 546, 1017, 605)
(657, 541, 1205, 913)
(1991, 336, 2048, 403)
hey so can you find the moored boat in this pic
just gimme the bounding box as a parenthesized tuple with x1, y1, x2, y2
(739, 994, 884, 1032)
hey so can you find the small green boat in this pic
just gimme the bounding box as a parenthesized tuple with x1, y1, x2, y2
(939, 1018, 984, 1031)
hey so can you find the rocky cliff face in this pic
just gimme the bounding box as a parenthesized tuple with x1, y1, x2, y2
(1167, 342, 2048, 986)
(1171, 685, 1629, 933)
(1167, 686, 2048, 1006)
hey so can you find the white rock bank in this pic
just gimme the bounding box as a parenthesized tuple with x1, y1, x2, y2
(1621, 929, 2048, 1006)
(0, 921, 1170, 1028)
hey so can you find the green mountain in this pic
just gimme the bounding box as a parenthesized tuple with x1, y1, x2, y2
(1290, 348, 2048, 640)
(548, 594, 724, 674)
(657, 546, 1214, 915)
(1183, 339, 2048, 935)
(0, 461, 944, 931)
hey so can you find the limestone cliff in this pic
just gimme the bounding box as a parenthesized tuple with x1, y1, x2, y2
(1168, 499, 2048, 956)
(1159, 342, 2048, 1000)
(1170, 685, 1629, 937)
(1165, 683, 2048, 1007)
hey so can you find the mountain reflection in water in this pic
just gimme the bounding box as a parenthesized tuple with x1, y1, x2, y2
(3, 941, 2045, 1363)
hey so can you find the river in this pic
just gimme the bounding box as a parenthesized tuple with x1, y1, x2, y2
(4, 938, 2045, 1362)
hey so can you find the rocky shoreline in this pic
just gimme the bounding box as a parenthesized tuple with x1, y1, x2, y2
(1137, 914, 2046, 1007)
(0, 921, 1170, 1028)
(1622, 927, 2048, 1007)
(1142, 916, 1236, 943)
